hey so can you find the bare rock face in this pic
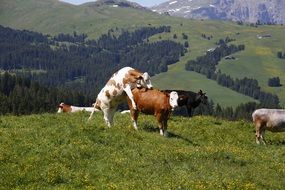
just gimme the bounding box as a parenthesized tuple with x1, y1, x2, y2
(152, 0, 285, 24)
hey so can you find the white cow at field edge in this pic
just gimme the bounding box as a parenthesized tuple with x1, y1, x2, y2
(88, 66, 153, 127)
(252, 108, 285, 144)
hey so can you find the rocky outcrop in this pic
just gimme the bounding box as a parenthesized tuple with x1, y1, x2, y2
(152, 0, 285, 24)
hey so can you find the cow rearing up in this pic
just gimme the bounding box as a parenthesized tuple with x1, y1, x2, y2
(252, 108, 285, 145)
(127, 88, 178, 136)
(88, 67, 153, 127)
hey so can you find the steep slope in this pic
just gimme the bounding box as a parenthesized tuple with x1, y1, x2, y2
(152, 0, 285, 24)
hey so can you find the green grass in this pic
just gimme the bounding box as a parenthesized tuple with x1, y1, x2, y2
(0, 113, 284, 189)
(1, 0, 285, 107)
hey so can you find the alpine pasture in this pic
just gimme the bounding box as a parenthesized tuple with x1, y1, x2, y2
(0, 112, 284, 189)
(1, 1, 285, 189)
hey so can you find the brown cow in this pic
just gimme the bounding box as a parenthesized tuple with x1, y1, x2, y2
(127, 88, 178, 136)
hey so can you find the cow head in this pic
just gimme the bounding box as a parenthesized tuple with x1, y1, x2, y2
(169, 91, 179, 110)
(136, 72, 153, 89)
(196, 90, 208, 104)
(57, 102, 64, 113)
(57, 102, 72, 113)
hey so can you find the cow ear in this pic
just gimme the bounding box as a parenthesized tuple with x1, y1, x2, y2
(135, 75, 143, 80)
(129, 75, 140, 83)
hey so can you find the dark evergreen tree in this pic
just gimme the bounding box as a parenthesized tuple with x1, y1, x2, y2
(182, 33, 188, 40)
(268, 77, 281, 87)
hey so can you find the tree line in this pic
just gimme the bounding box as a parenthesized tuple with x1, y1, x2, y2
(0, 71, 261, 121)
(174, 100, 260, 121)
(0, 72, 93, 115)
(0, 25, 184, 98)
(185, 42, 279, 107)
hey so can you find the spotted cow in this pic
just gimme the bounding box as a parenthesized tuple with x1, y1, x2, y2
(88, 67, 153, 127)
(57, 102, 95, 113)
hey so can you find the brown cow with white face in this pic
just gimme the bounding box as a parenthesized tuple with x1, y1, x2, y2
(127, 88, 178, 136)
(88, 67, 153, 127)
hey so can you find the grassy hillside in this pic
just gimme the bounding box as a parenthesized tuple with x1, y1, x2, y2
(216, 25, 285, 107)
(1, 0, 285, 107)
(0, 113, 284, 189)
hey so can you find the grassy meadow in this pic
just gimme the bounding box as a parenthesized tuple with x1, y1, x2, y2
(0, 112, 284, 189)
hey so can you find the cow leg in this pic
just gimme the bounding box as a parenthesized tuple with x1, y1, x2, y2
(156, 113, 165, 136)
(103, 108, 115, 128)
(130, 109, 139, 130)
(260, 128, 266, 145)
(159, 123, 164, 136)
(255, 122, 266, 145)
(124, 85, 137, 110)
(186, 106, 192, 117)
(157, 116, 169, 137)
(255, 124, 261, 144)
(162, 119, 168, 137)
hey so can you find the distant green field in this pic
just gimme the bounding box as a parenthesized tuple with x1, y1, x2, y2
(1, 0, 285, 107)
(217, 25, 285, 107)
(0, 113, 284, 189)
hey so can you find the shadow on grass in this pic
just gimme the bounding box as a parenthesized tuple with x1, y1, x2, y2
(267, 139, 285, 146)
(141, 122, 199, 146)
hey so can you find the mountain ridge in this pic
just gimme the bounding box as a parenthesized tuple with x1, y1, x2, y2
(152, 0, 285, 24)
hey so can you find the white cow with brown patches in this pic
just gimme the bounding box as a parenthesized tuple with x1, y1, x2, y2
(252, 108, 285, 145)
(57, 102, 96, 113)
(88, 67, 153, 127)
